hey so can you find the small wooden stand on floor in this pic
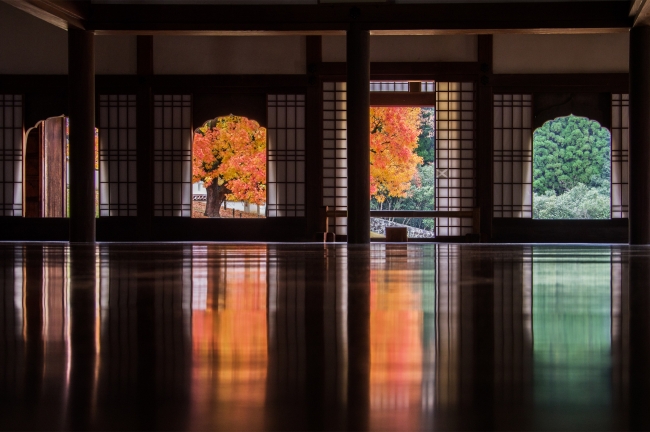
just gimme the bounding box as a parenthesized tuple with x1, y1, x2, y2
(385, 227, 408, 242)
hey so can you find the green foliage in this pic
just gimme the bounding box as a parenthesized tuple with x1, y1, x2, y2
(533, 115, 611, 196)
(533, 183, 610, 219)
(415, 108, 435, 164)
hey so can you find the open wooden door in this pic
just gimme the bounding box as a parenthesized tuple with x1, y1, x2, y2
(43, 116, 66, 217)
(23, 116, 67, 217)
(24, 123, 43, 217)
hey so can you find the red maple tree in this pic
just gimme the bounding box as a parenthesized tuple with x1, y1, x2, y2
(193, 115, 266, 217)
(370, 107, 423, 207)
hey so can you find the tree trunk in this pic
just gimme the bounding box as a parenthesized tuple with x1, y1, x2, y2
(205, 181, 228, 217)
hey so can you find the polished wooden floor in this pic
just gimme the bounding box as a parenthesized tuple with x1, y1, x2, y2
(1, 242, 649, 431)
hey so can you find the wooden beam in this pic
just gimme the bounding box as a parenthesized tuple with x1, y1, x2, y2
(492, 73, 629, 94)
(87, 2, 631, 33)
(2, 0, 88, 30)
(632, 0, 650, 26)
(318, 62, 480, 77)
(369, 92, 436, 106)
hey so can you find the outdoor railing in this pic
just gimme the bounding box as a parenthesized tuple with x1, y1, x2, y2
(319, 206, 481, 240)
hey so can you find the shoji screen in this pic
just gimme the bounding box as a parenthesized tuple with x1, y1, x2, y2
(267, 94, 306, 217)
(0, 95, 22, 216)
(153, 95, 192, 217)
(435, 82, 475, 236)
(493, 94, 533, 218)
(98, 95, 137, 216)
(322, 82, 348, 235)
(611, 94, 629, 219)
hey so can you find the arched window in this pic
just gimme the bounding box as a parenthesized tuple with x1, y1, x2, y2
(192, 115, 266, 219)
(533, 115, 611, 220)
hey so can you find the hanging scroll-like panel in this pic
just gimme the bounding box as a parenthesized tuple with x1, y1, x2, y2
(611, 94, 628, 219)
(435, 82, 475, 236)
(99, 95, 137, 217)
(267, 94, 306, 217)
(0, 95, 23, 216)
(322, 82, 348, 235)
(493, 94, 533, 218)
(153, 95, 192, 217)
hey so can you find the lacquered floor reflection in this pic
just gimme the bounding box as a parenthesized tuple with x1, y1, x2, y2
(1, 243, 648, 431)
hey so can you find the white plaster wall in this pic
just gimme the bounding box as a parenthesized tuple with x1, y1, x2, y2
(96, 36, 137, 74)
(322, 35, 478, 62)
(154, 36, 306, 74)
(0, 2, 68, 74)
(493, 33, 629, 74)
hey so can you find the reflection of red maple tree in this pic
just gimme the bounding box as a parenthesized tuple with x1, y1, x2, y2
(370, 107, 423, 206)
(193, 115, 266, 217)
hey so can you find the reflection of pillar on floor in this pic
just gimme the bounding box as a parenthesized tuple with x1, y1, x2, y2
(66, 244, 97, 430)
(346, 25, 370, 244)
(628, 254, 650, 430)
(68, 29, 95, 242)
(629, 26, 650, 244)
(347, 247, 370, 430)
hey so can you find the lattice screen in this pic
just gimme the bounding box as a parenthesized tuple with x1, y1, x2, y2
(322, 82, 348, 235)
(493, 94, 533, 218)
(0, 95, 23, 216)
(267, 94, 306, 217)
(153, 95, 192, 217)
(611, 94, 629, 219)
(369, 81, 435, 92)
(98, 95, 137, 216)
(435, 82, 475, 236)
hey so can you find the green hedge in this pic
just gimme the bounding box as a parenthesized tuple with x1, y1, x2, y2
(533, 183, 610, 219)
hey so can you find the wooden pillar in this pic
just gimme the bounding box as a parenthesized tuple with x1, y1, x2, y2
(629, 26, 650, 244)
(68, 29, 95, 243)
(137, 36, 154, 240)
(477, 35, 493, 242)
(305, 36, 323, 239)
(346, 25, 370, 244)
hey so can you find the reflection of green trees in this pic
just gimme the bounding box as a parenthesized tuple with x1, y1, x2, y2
(533, 254, 611, 407)
(533, 115, 611, 219)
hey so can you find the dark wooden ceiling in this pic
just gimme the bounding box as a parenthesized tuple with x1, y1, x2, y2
(1, 0, 634, 34)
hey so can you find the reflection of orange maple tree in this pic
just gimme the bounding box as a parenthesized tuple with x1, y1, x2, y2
(193, 115, 266, 217)
(370, 107, 423, 206)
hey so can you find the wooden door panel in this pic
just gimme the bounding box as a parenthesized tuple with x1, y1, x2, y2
(24, 124, 43, 218)
(43, 117, 66, 218)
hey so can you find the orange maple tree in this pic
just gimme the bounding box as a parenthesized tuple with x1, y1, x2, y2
(370, 107, 423, 205)
(193, 115, 266, 217)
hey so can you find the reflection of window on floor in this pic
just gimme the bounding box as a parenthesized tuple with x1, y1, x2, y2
(533, 115, 611, 219)
(532, 249, 611, 410)
(369, 106, 435, 239)
(192, 115, 266, 219)
(190, 248, 267, 431)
